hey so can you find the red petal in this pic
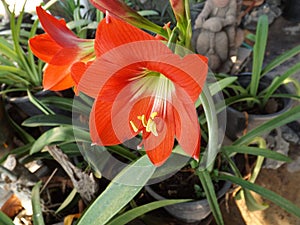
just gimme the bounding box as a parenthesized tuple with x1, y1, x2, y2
(36, 6, 79, 47)
(94, 16, 156, 57)
(129, 98, 176, 166)
(79, 40, 207, 102)
(90, 97, 134, 146)
(150, 53, 208, 102)
(77, 40, 172, 98)
(71, 62, 89, 86)
(43, 64, 75, 91)
(144, 118, 175, 166)
(29, 34, 61, 63)
(173, 87, 200, 160)
(89, 101, 122, 145)
(197, 54, 208, 64)
(49, 47, 79, 65)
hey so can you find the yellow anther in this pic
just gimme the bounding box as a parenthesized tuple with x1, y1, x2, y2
(146, 119, 158, 136)
(133, 112, 159, 136)
(137, 115, 147, 127)
(150, 112, 158, 119)
(130, 121, 139, 132)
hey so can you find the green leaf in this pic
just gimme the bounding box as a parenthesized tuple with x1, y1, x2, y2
(0, 211, 14, 225)
(250, 15, 268, 96)
(22, 115, 72, 127)
(67, 19, 91, 30)
(222, 146, 292, 162)
(262, 62, 300, 104)
(27, 90, 55, 115)
(262, 45, 300, 76)
(241, 189, 269, 211)
(30, 126, 91, 154)
(199, 84, 219, 170)
(209, 77, 237, 96)
(225, 95, 261, 108)
(0, 143, 32, 164)
(41, 96, 74, 112)
(32, 181, 45, 225)
(7, 112, 35, 143)
(197, 170, 224, 225)
(219, 173, 300, 217)
(0, 40, 18, 61)
(233, 104, 300, 146)
(56, 188, 78, 214)
(138, 10, 159, 16)
(107, 199, 190, 225)
(77, 155, 155, 225)
(0, 66, 29, 78)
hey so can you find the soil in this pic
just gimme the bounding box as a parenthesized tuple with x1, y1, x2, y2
(211, 144, 300, 225)
(149, 166, 225, 200)
(231, 97, 284, 115)
(1, 5, 300, 225)
(227, 74, 288, 115)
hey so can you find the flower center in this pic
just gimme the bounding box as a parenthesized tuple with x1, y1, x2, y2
(130, 112, 158, 136)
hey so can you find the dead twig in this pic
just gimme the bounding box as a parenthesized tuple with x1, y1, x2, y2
(46, 145, 99, 205)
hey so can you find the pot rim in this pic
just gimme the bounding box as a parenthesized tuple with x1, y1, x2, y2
(145, 179, 232, 206)
(227, 73, 294, 119)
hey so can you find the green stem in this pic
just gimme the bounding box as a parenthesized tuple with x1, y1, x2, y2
(198, 84, 219, 171)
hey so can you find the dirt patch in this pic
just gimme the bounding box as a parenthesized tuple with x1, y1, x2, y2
(212, 143, 300, 225)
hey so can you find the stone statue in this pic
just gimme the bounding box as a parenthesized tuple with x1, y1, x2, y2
(194, 0, 240, 73)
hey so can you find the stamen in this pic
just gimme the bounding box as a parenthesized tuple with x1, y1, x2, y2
(150, 112, 158, 119)
(146, 119, 158, 136)
(133, 112, 159, 136)
(130, 121, 138, 132)
(105, 11, 111, 24)
(137, 115, 147, 127)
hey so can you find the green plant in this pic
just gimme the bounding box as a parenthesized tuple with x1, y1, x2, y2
(0, 2, 43, 94)
(2, 1, 300, 225)
(223, 15, 300, 113)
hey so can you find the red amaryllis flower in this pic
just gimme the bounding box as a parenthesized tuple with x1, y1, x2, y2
(170, 0, 185, 22)
(29, 6, 95, 91)
(90, 0, 168, 39)
(74, 16, 208, 166)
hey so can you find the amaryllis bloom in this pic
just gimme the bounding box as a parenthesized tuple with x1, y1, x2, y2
(74, 16, 208, 166)
(170, 0, 186, 23)
(90, 0, 168, 39)
(29, 6, 95, 91)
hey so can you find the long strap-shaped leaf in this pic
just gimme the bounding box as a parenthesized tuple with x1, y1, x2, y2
(0, 211, 14, 225)
(197, 170, 224, 225)
(219, 173, 300, 217)
(261, 45, 300, 76)
(32, 181, 45, 225)
(30, 126, 91, 154)
(233, 104, 300, 146)
(77, 155, 155, 225)
(199, 84, 219, 171)
(250, 15, 268, 97)
(107, 199, 190, 225)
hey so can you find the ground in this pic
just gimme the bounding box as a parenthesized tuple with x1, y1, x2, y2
(212, 14, 300, 225)
(1, 1, 300, 225)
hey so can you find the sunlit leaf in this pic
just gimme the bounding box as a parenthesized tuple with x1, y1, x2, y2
(77, 155, 155, 225)
(107, 199, 190, 225)
(219, 173, 300, 217)
(32, 181, 45, 225)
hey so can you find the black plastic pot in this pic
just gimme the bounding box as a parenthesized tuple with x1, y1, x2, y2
(0, 97, 14, 150)
(4, 88, 73, 118)
(145, 180, 231, 223)
(282, 0, 300, 22)
(6, 90, 55, 117)
(225, 74, 293, 140)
